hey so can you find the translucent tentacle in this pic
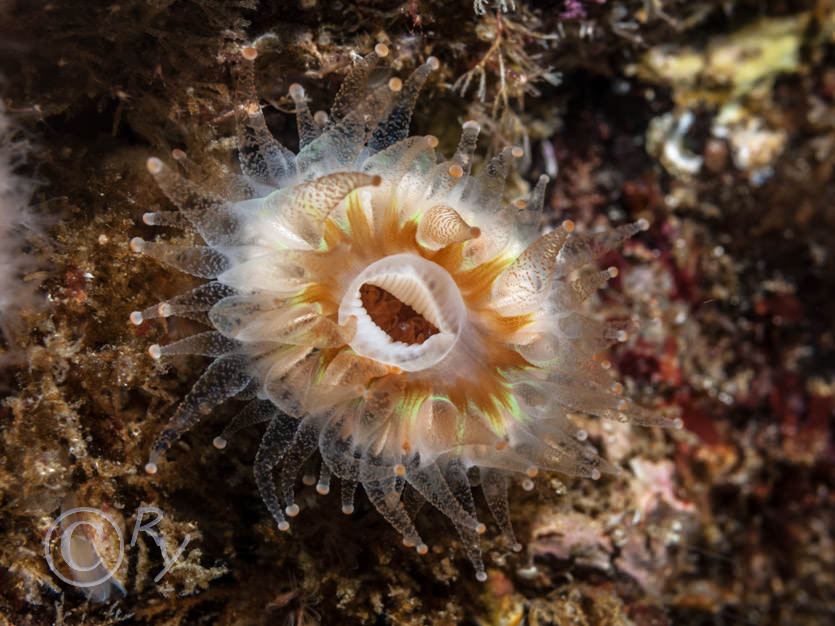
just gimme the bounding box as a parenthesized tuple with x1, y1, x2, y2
(147, 330, 238, 361)
(368, 56, 439, 153)
(130, 282, 234, 326)
(278, 418, 321, 517)
(554, 219, 649, 278)
(236, 48, 297, 186)
(316, 463, 332, 495)
(479, 468, 521, 551)
(319, 352, 390, 388)
(130, 239, 230, 279)
(443, 460, 487, 581)
(515, 174, 549, 242)
(262, 171, 382, 248)
(452, 120, 481, 178)
(296, 82, 396, 178)
(405, 462, 486, 536)
(146, 355, 252, 473)
(341, 478, 358, 514)
(491, 220, 575, 314)
(472, 146, 516, 214)
(146, 157, 242, 248)
(141, 210, 189, 229)
(416, 205, 481, 250)
(289, 83, 321, 149)
(329, 43, 389, 124)
(361, 135, 437, 183)
(254, 412, 299, 531)
(571, 266, 619, 302)
(262, 347, 318, 417)
(363, 475, 426, 552)
(213, 399, 279, 449)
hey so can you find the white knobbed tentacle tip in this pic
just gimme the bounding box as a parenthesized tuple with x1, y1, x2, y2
(241, 46, 258, 61)
(475, 522, 487, 535)
(285, 503, 300, 517)
(142, 212, 158, 225)
(278, 521, 290, 532)
(511, 146, 524, 159)
(388, 77, 403, 92)
(129, 237, 145, 253)
(288, 83, 305, 100)
(212, 436, 228, 450)
(476, 571, 488, 583)
(562, 219, 576, 233)
(576, 429, 588, 441)
(144, 462, 158, 475)
(416, 543, 428, 555)
(590, 469, 602, 480)
(607, 266, 619, 278)
(129, 311, 143, 325)
(511, 542, 523, 553)
(147, 344, 162, 360)
(341, 504, 355, 515)
(393, 463, 407, 476)
(171, 148, 186, 161)
(521, 479, 534, 491)
(374, 42, 389, 57)
(315, 483, 330, 495)
(673, 417, 684, 429)
(426, 56, 440, 70)
(146, 157, 163, 175)
(637, 217, 650, 231)
(462, 120, 480, 132)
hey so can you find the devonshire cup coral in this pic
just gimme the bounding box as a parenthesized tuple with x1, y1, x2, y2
(130, 43, 678, 580)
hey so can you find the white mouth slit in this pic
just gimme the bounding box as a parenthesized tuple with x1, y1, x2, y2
(338, 253, 466, 372)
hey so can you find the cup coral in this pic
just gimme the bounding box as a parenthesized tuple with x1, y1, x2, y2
(130, 43, 679, 580)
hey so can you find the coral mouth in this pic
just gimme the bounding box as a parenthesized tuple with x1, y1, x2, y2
(338, 253, 465, 372)
(359, 284, 440, 345)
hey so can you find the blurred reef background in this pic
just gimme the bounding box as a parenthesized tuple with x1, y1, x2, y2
(0, 0, 833, 624)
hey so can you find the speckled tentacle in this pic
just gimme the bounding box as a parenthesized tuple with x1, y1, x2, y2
(363, 475, 425, 552)
(479, 468, 521, 550)
(329, 45, 389, 125)
(254, 412, 299, 531)
(131, 241, 230, 279)
(405, 461, 485, 536)
(147, 354, 252, 472)
(492, 221, 574, 315)
(296, 82, 396, 178)
(443, 460, 487, 581)
(368, 57, 439, 153)
(289, 84, 321, 149)
(131, 281, 234, 326)
(515, 174, 549, 243)
(278, 418, 321, 517)
(148, 331, 237, 360)
(554, 219, 649, 278)
(261, 171, 381, 248)
(236, 52, 297, 187)
(215, 399, 280, 449)
(146, 158, 244, 248)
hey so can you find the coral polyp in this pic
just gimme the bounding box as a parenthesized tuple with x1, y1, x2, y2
(131, 43, 678, 580)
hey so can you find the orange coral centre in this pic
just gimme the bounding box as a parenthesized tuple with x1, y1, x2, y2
(297, 191, 535, 439)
